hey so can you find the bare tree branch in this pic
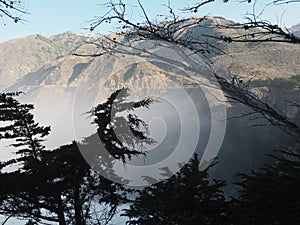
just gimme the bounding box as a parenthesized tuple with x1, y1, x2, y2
(183, 0, 216, 13)
(215, 73, 300, 140)
(0, 0, 28, 24)
(210, 18, 300, 44)
(84, 0, 300, 142)
(181, 0, 300, 44)
(269, 0, 300, 5)
(1, 215, 12, 225)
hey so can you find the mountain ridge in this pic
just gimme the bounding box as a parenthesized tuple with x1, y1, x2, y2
(0, 32, 89, 90)
(2, 17, 300, 93)
(0, 16, 299, 151)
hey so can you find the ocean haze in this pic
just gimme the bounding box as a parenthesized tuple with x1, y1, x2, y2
(0, 16, 299, 224)
(0, 17, 299, 168)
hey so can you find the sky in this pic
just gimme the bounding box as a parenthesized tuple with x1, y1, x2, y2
(0, 0, 299, 43)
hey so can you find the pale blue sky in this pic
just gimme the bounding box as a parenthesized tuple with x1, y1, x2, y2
(0, 0, 299, 43)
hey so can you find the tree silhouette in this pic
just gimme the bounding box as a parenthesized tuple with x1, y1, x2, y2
(0, 89, 154, 224)
(231, 145, 300, 225)
(82, 3, 300, 223)
(0, 142, 128, 225)
(123, 154, 228, 225)
(0, 92, 50, 160)
(89, 87, 155, 162)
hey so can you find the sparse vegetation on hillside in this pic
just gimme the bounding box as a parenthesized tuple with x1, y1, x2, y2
(252, 74, 300, 88)
(0, 33, 88, 91)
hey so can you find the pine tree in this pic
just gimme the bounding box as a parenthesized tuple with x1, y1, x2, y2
(89, 87, 155, 162)
(123, 154, 228, 225)
(0, 89, 154, 224)
(0, 92, 50, 160)
(232, 145, 300, 225)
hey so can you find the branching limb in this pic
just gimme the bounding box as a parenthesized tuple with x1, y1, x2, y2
(0, 0, 28, 24)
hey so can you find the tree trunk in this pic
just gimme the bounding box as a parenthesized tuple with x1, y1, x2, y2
(57, 210, 66, 225)
(56, 195, 67, 225)
(74, 182, 84, 225)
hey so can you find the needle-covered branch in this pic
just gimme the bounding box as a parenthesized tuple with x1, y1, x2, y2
(0, 92, 50, 159)
(89, 88, 156, 162)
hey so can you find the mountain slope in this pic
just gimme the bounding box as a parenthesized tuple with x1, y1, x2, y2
(0, 17, 299, 190)
(0, 32, 87, 90)
(0, 16, 299, 147)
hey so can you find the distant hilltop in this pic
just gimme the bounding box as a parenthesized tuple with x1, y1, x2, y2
(1, 17, 300, 93)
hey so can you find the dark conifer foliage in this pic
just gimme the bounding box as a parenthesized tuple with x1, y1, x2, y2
(0, 89, 153, 224)
(123, 154, 228, 225)
(0, 92, 50, 159)
(1, 89, 298, 224)
(232, 146, 300, 225)
(89, 87, 155, 162)
(0, 142, 128, 225)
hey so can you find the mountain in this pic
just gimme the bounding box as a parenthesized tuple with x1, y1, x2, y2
(0, 32, 88, 90)
(0, 17, 299, 192)
(1, 17, 298, 142)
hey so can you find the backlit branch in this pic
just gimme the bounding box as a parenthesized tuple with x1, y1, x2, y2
(84, 0, 300, 142)
(0, 0, 28, 24)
